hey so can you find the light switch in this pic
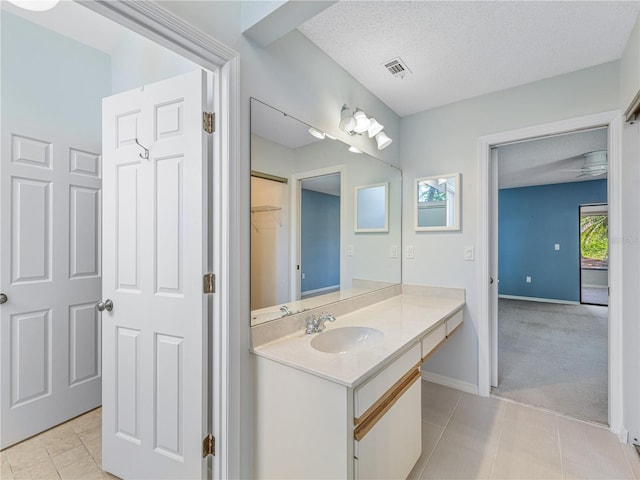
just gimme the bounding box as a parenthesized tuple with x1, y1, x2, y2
(526, 276, 532, 283)
(302, 273, 306, 280)
(406, 245, 414, 259)
(464, 246, 475, 261)
(554, 243, 560, 251)
(390, 245, 398, 258)
(347, 245, 354, 256)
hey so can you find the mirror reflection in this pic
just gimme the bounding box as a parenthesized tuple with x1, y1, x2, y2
(415, 174, 460, 231)
(355, 183, 389, 232)
(251, 98, 402, 325)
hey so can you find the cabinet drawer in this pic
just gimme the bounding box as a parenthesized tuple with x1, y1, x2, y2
(354, 380, 421, 480)
(355, 344, 420, 418)
(446, 309, 463, 336)
(421, 323, 446, 360)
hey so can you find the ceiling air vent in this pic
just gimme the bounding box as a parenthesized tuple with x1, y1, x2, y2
(383, 57, 412, 78)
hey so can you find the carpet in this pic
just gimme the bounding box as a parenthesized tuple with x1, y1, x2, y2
(492, 299, 608, 425)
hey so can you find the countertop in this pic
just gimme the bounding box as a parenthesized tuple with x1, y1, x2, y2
(251, 293, 465, 388)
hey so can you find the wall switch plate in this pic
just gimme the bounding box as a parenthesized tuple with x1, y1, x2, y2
(554, 243, 560, 251)
(406, 245, 414, 259)
(390, 245, 398, 258)
(464, 246, 475, 261)
(526, 276, 532, 283)
(302, 273, 306, 280)
(347, 245, 354, 256)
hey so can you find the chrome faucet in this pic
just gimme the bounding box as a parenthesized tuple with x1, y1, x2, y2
(280, 305, 293, 316)
(304, 312, 336, 334)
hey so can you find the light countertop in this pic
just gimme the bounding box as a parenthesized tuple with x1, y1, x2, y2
(251, 293, 464, 388)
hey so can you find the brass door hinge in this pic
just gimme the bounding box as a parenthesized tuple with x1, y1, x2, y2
(203, 112, 215, 134)
(203, 434, 215, 457)
(203, 273, 215, 294)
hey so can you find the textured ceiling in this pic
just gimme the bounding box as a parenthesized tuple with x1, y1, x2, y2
(299, 1, 640, 116)
(498, 128, 608, 189)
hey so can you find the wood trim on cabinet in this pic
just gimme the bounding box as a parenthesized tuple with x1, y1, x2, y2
(354, 365, 421, 441)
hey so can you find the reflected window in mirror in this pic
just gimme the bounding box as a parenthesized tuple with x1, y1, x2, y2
(355, 183, 389, 233)
(414, 174, 460, 231)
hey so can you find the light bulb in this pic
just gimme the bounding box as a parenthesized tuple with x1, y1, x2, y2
(375, 131, 392, 150)
(352, 109, 371, 134)
(339, 105, 356, 133)
(367, 118, 384, 138)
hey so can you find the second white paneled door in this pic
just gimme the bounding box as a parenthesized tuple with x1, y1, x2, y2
(0, 118, 102, 448)
(101, 70, 210, 480)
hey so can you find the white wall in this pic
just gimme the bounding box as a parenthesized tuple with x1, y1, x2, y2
(401, 62, 620, 388)
(110, 28, 197, 94)
(620, 15, 640, 114)
(1, 11, 110, 141)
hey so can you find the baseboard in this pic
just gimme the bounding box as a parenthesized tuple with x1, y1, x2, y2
(301, 284, 339, 298)
(499, 294, 579, 305)
(421, 370, 479, 395)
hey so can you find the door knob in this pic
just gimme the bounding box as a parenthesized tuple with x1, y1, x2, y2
(96, 299, 113, 312)
(0, 293, 7, 304)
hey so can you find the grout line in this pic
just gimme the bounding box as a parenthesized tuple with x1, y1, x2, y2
(417, 391, 463, 479)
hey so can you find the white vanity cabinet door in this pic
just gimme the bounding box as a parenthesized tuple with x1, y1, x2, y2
(355, 380, 422, 480)
(446, 309, 464, 336)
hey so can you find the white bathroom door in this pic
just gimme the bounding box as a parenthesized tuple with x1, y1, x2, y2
(0, 119, 102, 448)
(101, 70, 209, 480)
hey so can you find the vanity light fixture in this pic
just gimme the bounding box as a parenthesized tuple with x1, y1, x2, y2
(339, 104, 357, 132)
(308, 127, 326, 140)
(375, 131, 392, 150)
(367, 118, 384, 138)
(8, 0, 59, 11)
(339, 104, 393, 150)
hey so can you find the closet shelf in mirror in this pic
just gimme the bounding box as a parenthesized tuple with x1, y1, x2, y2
(251, 205, 282, 232)
(251, 205, 282, 213)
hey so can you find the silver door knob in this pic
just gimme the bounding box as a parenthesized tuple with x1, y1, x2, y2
(96, 299, 113, 312)
(0, 293, 7, 304)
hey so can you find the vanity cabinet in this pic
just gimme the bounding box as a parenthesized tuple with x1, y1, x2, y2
(354, 345, 422, 480)
(252, 296, 465, 479)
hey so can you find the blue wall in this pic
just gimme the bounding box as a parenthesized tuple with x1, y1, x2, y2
(301, 190, 340, 293)
(499, 180, 607, 302)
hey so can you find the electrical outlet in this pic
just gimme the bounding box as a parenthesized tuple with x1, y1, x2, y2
(406, 245, 414, 259)
(526, 276, 532, 283)
(390, 245, 398, 258)
(347, 245, 354, 256)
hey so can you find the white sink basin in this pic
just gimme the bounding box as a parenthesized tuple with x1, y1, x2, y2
(310, 326, 384, 354)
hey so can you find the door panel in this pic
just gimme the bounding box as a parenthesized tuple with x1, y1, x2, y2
(101, 70, 208, 480)
(1, 121, 102, 448)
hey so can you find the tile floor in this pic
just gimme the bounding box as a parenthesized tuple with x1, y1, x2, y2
(3, 383, 640, 479)
(409, 381, 640, 480)
(1, 408, 118, 480)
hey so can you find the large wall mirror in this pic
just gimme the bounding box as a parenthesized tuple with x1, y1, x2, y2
(250, 98, 402, 326)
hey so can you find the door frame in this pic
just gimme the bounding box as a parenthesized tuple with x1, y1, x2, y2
(79, 2, 239, 478)
(290, 166, 346, 301)
(478, 110, 624, 438)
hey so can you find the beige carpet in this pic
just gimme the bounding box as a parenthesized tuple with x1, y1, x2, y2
(492, 299, 608, 425)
